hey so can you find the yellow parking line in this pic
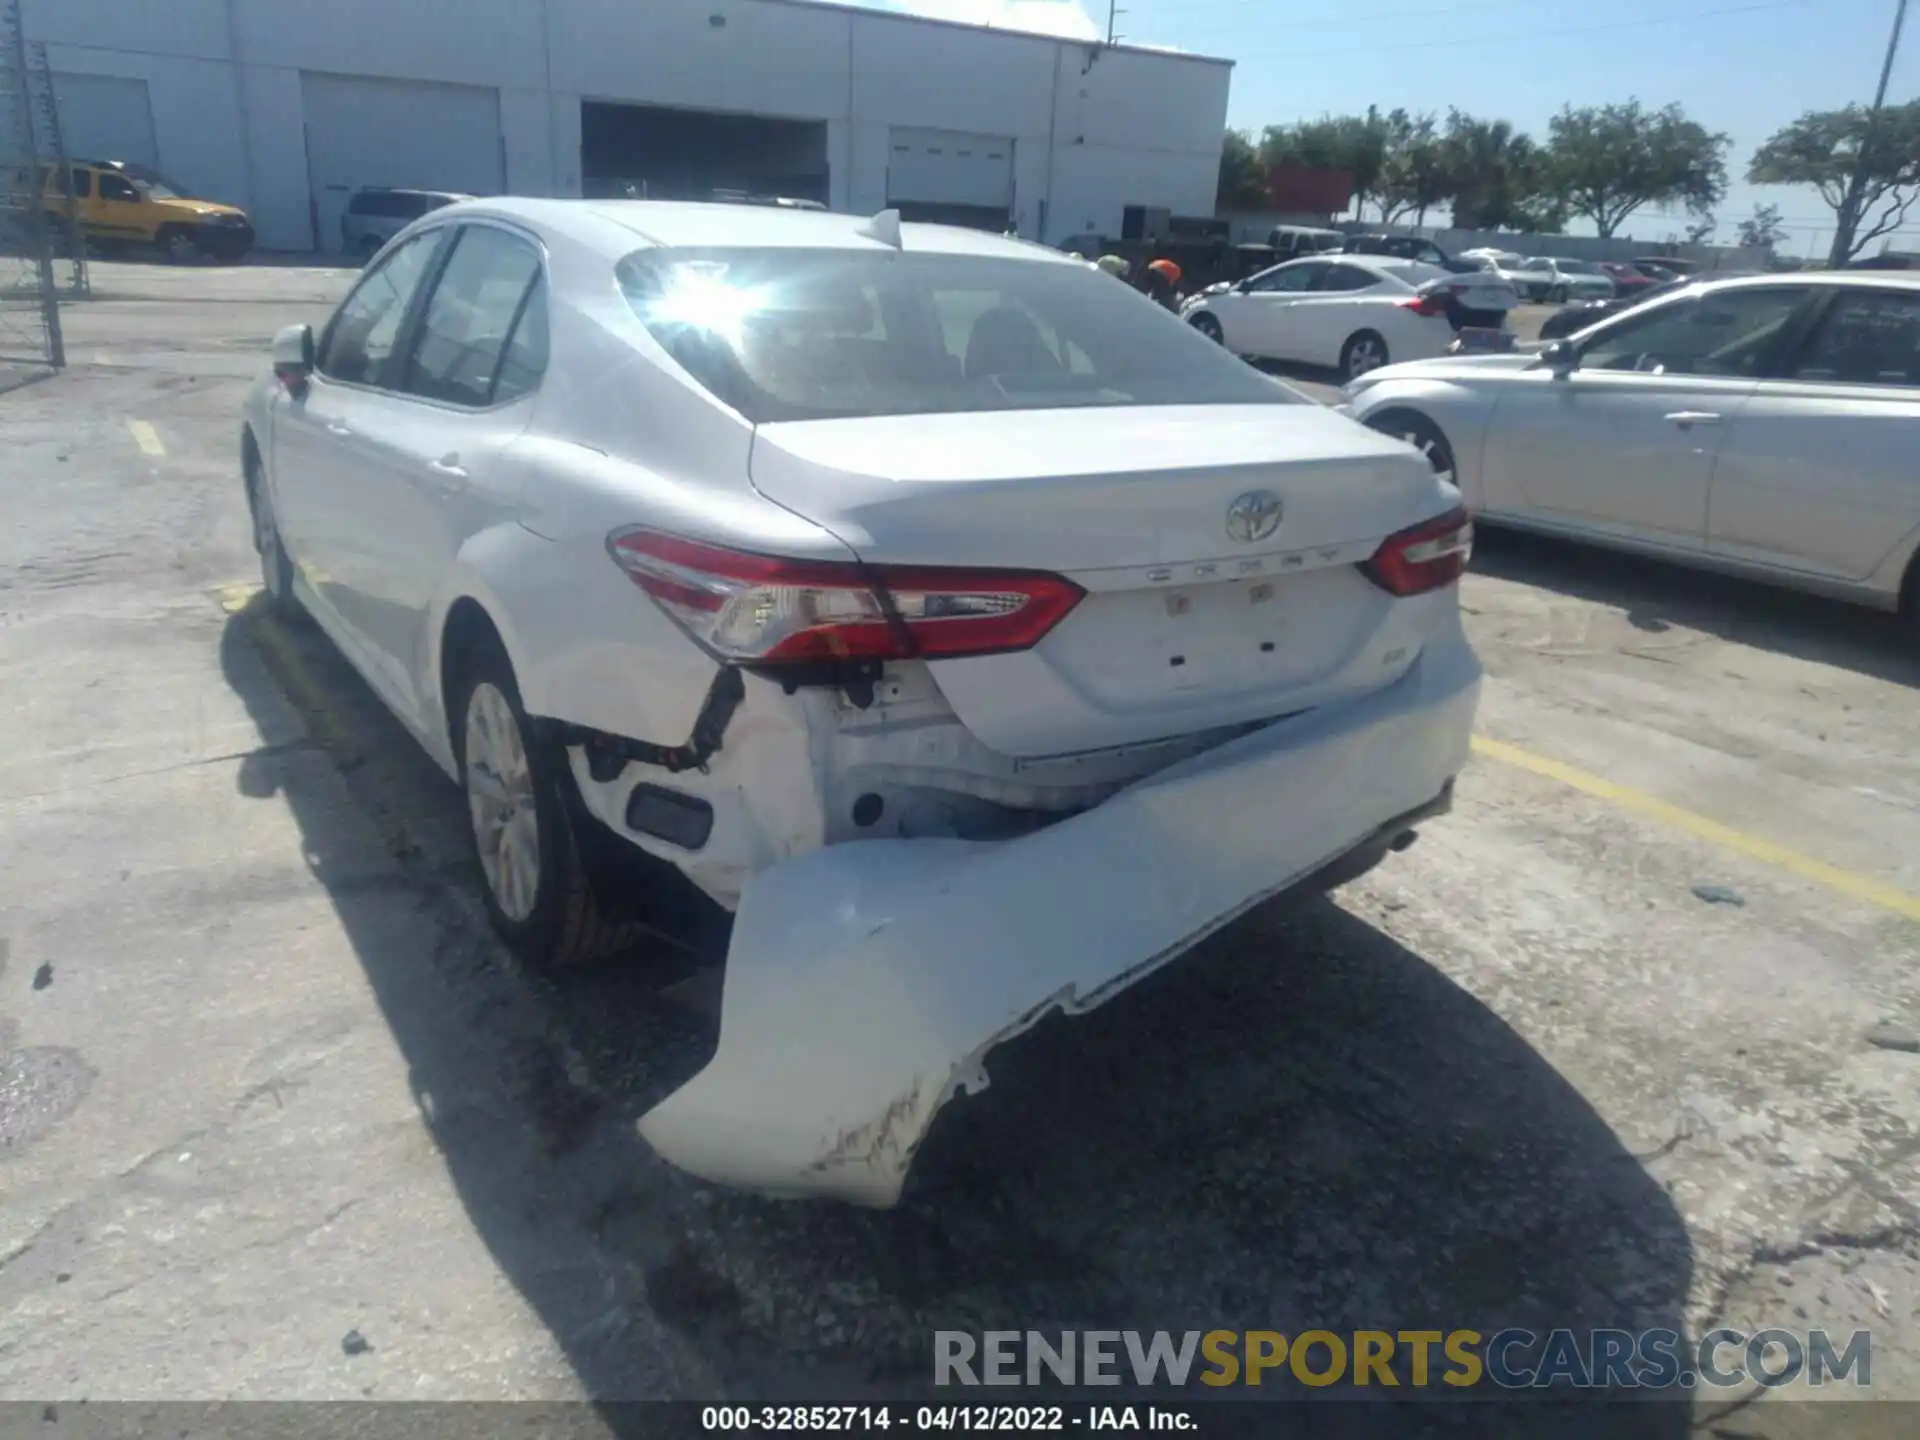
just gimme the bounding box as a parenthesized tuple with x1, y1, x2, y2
(216, 581, 258, 615)
(1471, 734, 1920, 923)
(128, 420, 165, 457)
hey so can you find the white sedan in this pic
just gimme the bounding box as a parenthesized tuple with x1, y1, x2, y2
(1340, 272, 1920, 623)
(1181, 254, 1517, 380)
(1530, 256, 1616, 304)
(242, 197, 1480, 1205)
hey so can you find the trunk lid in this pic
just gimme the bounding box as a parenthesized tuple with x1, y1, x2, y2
(749, 405, 1459, 757)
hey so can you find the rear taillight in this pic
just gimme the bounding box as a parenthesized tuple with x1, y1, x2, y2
(1361, 507, 1474, 596)
(608, 529, 1084, 665)
(1399, 293, 1449, 318)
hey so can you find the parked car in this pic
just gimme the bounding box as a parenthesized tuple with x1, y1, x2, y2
(1845, 251, 1920, 271)
(1458, 247, 1524, 268)
(1342, 233, 1483, 275)
(1631, 256, 1695, 281)
(1528, 257, 1615, 303)
(1534, 272, 1767, 341)
(1340, 272, 1920, 627)
(1499, 256, 1555, 301)
(24, 159, 252, 262)
(1600, 260, 1661, 295)
(341, 187, 470, 258)
(1266, 224, 1347, 260)
(1181, 253, 1517, 379)
(243, 197, 1481, 1204)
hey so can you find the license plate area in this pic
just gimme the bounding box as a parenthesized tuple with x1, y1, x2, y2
(1041, 568, 1379, 708)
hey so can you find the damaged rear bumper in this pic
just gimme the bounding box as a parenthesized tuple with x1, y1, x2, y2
(637, 633, 1482, 1206)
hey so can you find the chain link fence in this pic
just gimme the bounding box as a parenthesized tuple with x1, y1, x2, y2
(0, 0, 76, 386)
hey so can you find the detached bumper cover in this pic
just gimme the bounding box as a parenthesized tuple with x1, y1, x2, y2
(638, 633, 1481, 1206)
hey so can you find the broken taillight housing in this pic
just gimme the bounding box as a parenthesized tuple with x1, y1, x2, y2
(607, 528, 1085, 664)
(1360, 507, 1474, 596)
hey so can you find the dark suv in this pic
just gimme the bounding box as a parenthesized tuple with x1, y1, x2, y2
(340, 187, 468, 259)
(1343, 233, 1480, 275)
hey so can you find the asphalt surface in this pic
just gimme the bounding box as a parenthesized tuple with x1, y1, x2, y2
(2, 264, 1918, 1430)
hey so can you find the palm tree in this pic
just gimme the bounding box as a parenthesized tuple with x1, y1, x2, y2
(1442, 112, 1543, 231)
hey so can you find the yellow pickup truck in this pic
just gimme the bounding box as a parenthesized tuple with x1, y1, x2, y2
(32, 159, 254, 263)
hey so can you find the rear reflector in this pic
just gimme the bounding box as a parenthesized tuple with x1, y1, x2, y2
(1360, 507, 1473, 595)
(607, 528, 1084, 665)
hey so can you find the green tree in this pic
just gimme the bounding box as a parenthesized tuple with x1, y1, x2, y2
(1543, 100, 1730, 237)
(1441, 110, 1544, 230)
(1734, 202, 1787, 249)
(1375, 110, 1451, 227)
(1217, 129, 1270, 211)
(1748, 102, 1920, 265)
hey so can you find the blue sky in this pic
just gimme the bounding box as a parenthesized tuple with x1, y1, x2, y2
(860, 0, 1919, 255)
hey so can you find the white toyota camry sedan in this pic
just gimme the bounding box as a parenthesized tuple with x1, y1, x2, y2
(1340, 272, 1920, 626)
(242, 198, 1481, 1205)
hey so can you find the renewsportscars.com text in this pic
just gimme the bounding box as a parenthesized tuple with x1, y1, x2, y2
(934, 1328, 1871, 1391)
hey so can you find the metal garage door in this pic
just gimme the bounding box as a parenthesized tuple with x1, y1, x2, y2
(50, 73, 157, 169)
(301, 72, 503, 252)
(886, 127, 1013, 229)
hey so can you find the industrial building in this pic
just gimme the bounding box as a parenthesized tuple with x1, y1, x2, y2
(21, 0, 1232, 253)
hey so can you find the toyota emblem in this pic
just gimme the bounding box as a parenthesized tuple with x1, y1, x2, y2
(1224, 489, 1284, 544)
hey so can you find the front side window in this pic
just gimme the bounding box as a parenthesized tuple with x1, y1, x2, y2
(401, 225, 545, 406)
(1788, 289, 1920, 387)
(1579, 287, 1808, 378)
(98, 173, 139, 203)
(618, 247, 1301, 423)
(316, 229, 446, 386)
(1249, 262, 1326, 294)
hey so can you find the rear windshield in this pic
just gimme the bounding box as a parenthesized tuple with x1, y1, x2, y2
(615, 247, 1302, 423)
(1558, 259, 1604, 275)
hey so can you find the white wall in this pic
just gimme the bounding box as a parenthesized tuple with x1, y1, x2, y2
(20, 0, 1232, 251)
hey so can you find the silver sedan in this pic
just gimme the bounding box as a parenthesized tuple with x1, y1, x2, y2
(1341, 272, 1920, 630)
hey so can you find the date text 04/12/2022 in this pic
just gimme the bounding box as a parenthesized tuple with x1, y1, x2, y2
(700, 1405, 1193, 1432)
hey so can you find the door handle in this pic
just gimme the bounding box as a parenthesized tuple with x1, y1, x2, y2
(1665, 411, 1721, 428)
(429, 454, 467, 480)
(325, 421, 352, 436)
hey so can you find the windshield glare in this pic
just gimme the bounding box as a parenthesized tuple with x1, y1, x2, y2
(616, 247, 1302, 423)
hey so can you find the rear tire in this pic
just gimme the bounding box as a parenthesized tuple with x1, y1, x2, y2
(451, 641, 639, 969)
(1189, 311, 1225, 344)
(1364, 410, 1457, 489)
(1339, 330, 1389, 381)
(1548, 284, 1567, 304)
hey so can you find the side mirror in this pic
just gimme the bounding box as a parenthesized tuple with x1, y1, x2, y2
(272, 323, 314, 393)
(1539, 338, 1578, 376)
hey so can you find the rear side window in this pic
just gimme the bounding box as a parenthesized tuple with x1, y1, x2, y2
(1317, 264, 1379, 293)
(618, 246, 1300, 423)
(401, 225, 545, 406)
(1789, 289, 1920, 387)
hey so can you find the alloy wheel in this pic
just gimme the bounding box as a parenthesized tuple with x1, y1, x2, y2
(465, 682, 541, 923)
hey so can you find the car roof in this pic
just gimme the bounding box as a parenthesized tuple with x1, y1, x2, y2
(1690, 270, 1920, 292)
(444, 196, 1077, 263)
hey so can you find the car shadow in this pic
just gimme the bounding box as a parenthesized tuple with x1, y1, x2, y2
(218, 599, 1694, 1433)
(1471, 525, 1920, 689)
